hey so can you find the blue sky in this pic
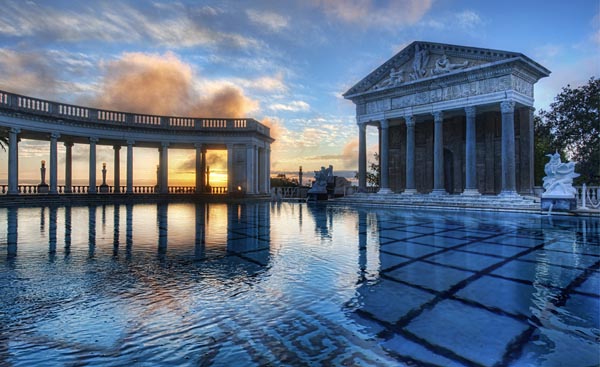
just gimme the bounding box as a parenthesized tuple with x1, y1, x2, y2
(0, 0, 598, 184)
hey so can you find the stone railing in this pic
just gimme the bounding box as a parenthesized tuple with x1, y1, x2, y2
(576, 185, 600, 210)
(0, 89, 270, 136)
(0, 185, 228, 195)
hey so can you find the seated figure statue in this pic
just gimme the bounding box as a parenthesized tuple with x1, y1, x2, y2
(432, 54, 469, 75)
(309, 166, 329, 193)
(542, 152, 579, 197)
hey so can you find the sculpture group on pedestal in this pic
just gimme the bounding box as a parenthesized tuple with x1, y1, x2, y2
(541, 152, 579, 211)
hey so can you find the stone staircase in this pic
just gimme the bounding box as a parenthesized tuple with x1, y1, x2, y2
(333, 193, 541, 213)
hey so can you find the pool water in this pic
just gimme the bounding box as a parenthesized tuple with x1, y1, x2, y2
(0, 202, 598, 366)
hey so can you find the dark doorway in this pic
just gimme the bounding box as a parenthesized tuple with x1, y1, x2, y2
(444, 148, 454, 194)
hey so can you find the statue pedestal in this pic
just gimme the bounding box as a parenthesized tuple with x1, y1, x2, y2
(37, 183, 49, 194)
(541, 195, 577, 211)
(99, 184, 109, 193)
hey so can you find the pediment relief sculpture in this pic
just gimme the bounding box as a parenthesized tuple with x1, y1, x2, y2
(432, 54, 469, 75)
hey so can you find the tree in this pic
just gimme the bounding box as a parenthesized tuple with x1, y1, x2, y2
(355, 152, 380, 187)
(270, 173, 298, 187)
(0, 128, 8, 151)
(536, 77, 599, 184)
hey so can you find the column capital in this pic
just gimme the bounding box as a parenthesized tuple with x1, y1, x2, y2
(10, 127, 21, 134)
(89, 137, 99, 144)
(432, 110, 444, 122)
(357, 121, 367, 131)
(161, 141, 170, 148)
(50, 132, 60, 139)
(194, 142, 203, 149)
(126, 140, 135, 146)
(500, 100, 515, 113)
(380, 119, 389, 129)
(113, 145, 121, 151)
(464, 106, 477, 117)
(64, 141, 74, 148)
(405, 115, 415, 128)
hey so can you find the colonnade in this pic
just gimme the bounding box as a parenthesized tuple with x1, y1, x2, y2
(357, 100, 528, 196)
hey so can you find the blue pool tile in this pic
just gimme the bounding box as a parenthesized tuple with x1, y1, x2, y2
(356, 279, 435, 323)
(380, 240, 443, 259)
(518, 250, 599, 270)
(406, 300, 529, 366)
(427, 251, 504, 272)
(386, 261, 474, 292)
(483, 234, 546, 248)
(563, 293, 600, 333)
(458, 242, 527, 258)
(409, 235, 470, 248)
(441, 229, 497, 240)
(543, 239, 600, 256)
(378, 252, 412, 270)
(378, 229, 421, 241)
(400, 225, 446, 235)
(381, 334, 465, 367)
(575, 271, 600, 295)
(455, 275, 559, 317)
(491, 260, 584, 289)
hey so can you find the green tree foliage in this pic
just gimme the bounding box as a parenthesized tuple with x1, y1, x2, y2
(355, 153, 380, 187)
(270, 173, 298, 187)
(536, 77, 599, 184)
(0, 128, 8, 151)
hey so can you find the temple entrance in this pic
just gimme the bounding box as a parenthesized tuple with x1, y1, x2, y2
(444, 148, 454, 194)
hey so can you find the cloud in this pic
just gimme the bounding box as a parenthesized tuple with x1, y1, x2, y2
(0, 48, 60, 97)
(246, 9, 289, 32)
(269, 100, 310, 112)
(455, 10, 484, 30)
(87, 52, 258, 118)
(312, 0, 432, 29)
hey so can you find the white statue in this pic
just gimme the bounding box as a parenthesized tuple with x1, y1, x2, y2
(542, 152, 579, 197)
(409, 44, 429, 80)
(377, 68, 403, 89)
(432, 54, 469, 75)
(309, 166, 331, 193)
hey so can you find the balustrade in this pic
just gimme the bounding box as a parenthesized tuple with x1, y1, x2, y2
(0, 184, 229, 195)
(576, 185, 600, 210)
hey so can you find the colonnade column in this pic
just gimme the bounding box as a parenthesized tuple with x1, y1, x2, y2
(266, 147, 271, 193)
(64, 142, 73, 193)
(261, 146, 268, 194)
(500, 100, 517, 196)
(195, 143, 204, 194)
(126, 141, 134, 194)
(431, 111, 446, 195)
(89, 137, 98, 194)
(378, 119, 392, 194)
(49, 133, 59, 194)
(358, 122, 367, 192)
(463, 106, 480, 195)
(113, 145, 121, 193)
(227, 144, 234, 193)
(7, 128, 20, 195)
(246, 143, 255, 194)
(159, 142, 169, 194)
(404, 116, 417, 194)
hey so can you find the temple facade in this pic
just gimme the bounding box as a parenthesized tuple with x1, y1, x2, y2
(344, 41, 550, 196)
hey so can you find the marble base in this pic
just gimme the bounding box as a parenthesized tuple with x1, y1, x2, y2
(402, 189, 418, 195)
(430, 189, 447, 196)
(99, 184, 109, 193)
(307, 192, 328, 201)
(37, 184, 49, 193)
(378, 188, 394, 195)
(541, 197, 577, 211)
(461, 189, 481, 196)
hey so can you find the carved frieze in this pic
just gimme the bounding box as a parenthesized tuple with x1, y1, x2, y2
(366, 99, 391, 114)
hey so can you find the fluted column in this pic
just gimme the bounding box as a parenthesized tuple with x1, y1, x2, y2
(113, 145, 121, 193)
(246, 143, 255, 194)
(404, 116, 416, 194)
(463, 106, 480, 195)
(195, 143, 203, 194)
(266, 147, 271, 193)
(49, 133, 59, 194)
(159, 142, 169, 194)
(8, 128, 20, 195)
(89, 137, 98, 194)
(64, 142, 73, 193)
(358, 122, 367, 192)
(500, 100, 517, 196)
(378, 119, 392, 194)
(431, 111, 446, 195)
(227, 144, 234, 193)
(126, 141, 134, 194)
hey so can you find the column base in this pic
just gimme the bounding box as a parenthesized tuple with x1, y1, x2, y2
(377, 188, 393, 195)
(402, 189, 417, 195)
(430, 189, 447, 196)
(499, 190, 520, 198)
(461, 189, 481, 196)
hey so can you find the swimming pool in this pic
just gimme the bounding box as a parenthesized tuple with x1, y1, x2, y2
(0, 202, 598, 366)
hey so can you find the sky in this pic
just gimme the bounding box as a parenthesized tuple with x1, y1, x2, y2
(0, 0, 598, 186)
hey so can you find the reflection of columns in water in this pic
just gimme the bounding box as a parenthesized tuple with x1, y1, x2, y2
(358, 210, 368, 282)
(64, 206, 72, 253)
(113, 204, 120, 254)
(88, 205, 96, 257)
(40, 207, 46, 233)
(157, 203, 168, 254)
(195, 203, 206, 260)
(102, 204, 107, 228)
(7, 207, 18, 257)
(49, 206, 57, 254)
(126, 204, 133, 256)
(299, 204, 303, 230)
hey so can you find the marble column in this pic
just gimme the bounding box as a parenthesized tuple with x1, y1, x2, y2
(89, 137, 98, 194)
(49, 133, 60, 194)
(126, 141, 134, 194)
(261, 147, 268, 194)
(227, 144, 234, 193)
(378, 119, 392, 194)
(194, 143, 203, 194)
(8, 128, 20, 195)
(404, 116, 417, 195)
(431, 111, 446, 195)
(358, 122, 367, 192)
(463, 106, 480, 195)
(159, 142, 169, 194)
(500, 100, 517, 196)
(246, 143, 255, 194)
(64, 142, 73, 193)
(266, 147, 271, 193)
(113, 145, 121, 193)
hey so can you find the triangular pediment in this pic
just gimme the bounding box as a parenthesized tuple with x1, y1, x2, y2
(343, 41, 549, 98)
